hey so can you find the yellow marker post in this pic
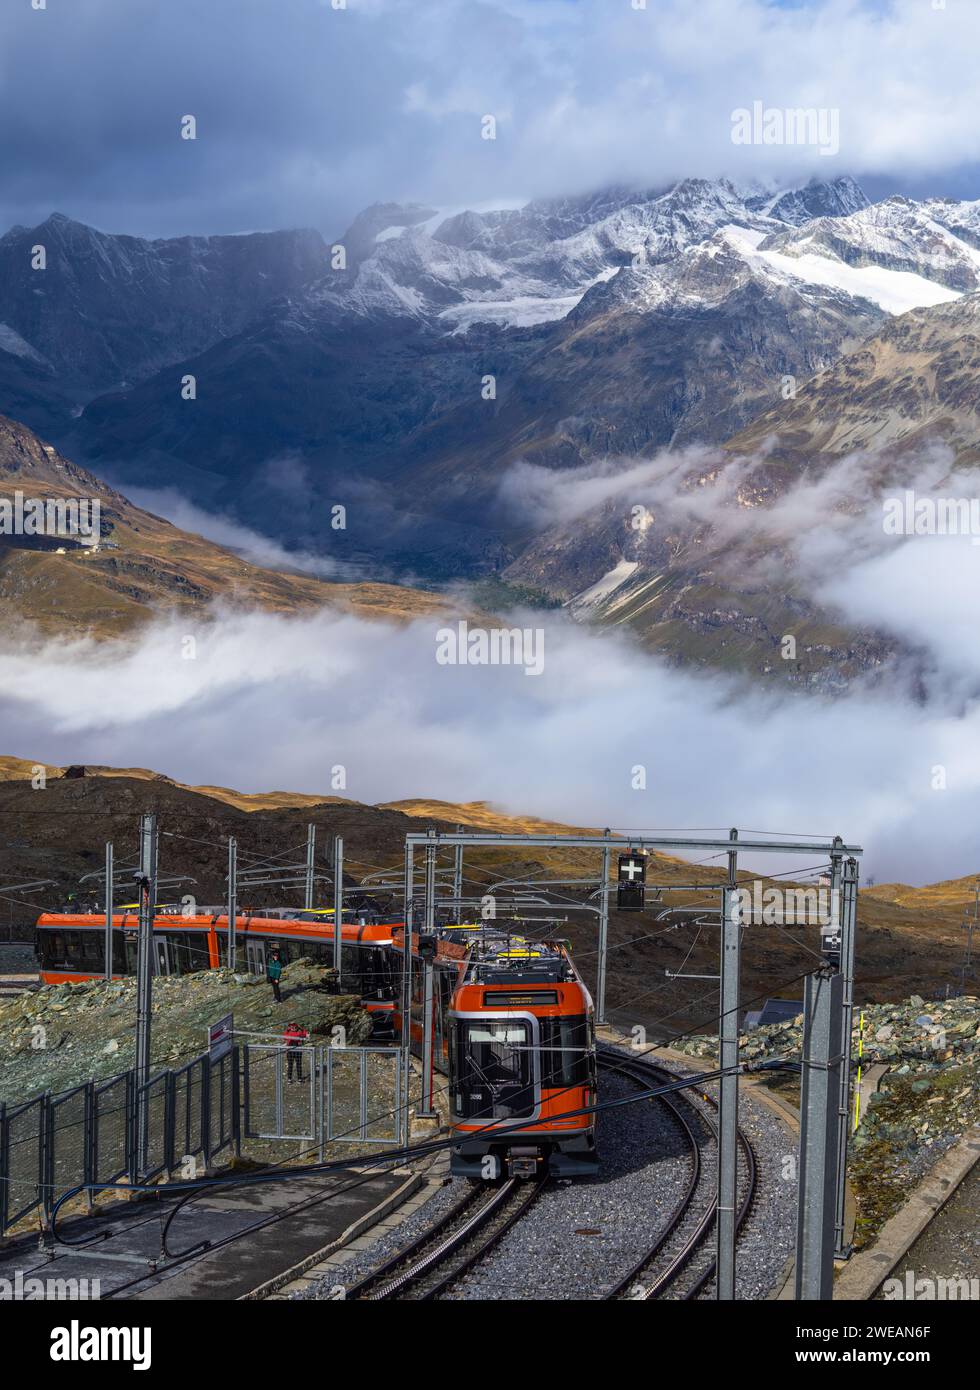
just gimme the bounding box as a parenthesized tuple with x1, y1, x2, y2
(853, 1010, 865, 1131)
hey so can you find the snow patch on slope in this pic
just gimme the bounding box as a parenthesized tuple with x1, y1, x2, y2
(721, 226, 960, 315)
(0, 323, 49, 365)
(569, 559, 639, 610)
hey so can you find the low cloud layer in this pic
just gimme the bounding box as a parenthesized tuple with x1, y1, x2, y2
(501, 443, 980, 697)
(0, 603, 978, 886)
(125, 485, 370, 581)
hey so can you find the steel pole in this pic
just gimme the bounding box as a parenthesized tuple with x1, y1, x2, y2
(304, 823, 316, 911)
(401, 840, 415, 1148)
(227, 837, 237, 972)
(453, 826, 463, 916)
(716, 829, 740, 1301)
(135, 814, 158, 1174)
(833, 854, 859, 1258)
(597, 832, 611, 1025)
(796, 967, 844, 1300)
(103, 841, 113, 981)
(333, 835, 343, 989)
(418, 833, 438, 1117)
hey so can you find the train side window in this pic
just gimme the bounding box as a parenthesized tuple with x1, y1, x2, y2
(167, 933, 205, 975)
(79, 933, 104, 972)
(40, 931, 68, 969)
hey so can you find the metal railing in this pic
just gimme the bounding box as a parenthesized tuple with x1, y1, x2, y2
(0, 1039, 402, 1236)
(242, 1043, 403, 1155)
(0, 1046, 240, 1236)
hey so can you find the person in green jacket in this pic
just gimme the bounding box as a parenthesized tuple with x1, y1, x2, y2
(266, 950, 283, 1002)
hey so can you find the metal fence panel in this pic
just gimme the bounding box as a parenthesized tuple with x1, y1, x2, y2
(136, 1073, 170, 1180)
(207, 1048, 237, 1159)
(46, 1082, 93, 1217)
(242, 1044, 314, 1140)
(94, 1071, 132, 1186)
(322, 1046, 401, 1145)
(2, 1094, 46, 1231)
(0, 1046, 246, 1236)
(243, 1043, 278, 1138)
(172, 1056, 205, 1169)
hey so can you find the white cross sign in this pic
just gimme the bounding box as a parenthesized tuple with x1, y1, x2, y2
(620, 858, 644, 881)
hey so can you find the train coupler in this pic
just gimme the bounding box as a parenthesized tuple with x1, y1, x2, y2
(506, 1146, 543, 1179)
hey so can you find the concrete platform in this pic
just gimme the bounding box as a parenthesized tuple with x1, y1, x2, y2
(0, 1166, 411, 1302)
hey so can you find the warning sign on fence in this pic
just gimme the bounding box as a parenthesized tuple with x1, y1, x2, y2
(208, 1012, 234, 1061)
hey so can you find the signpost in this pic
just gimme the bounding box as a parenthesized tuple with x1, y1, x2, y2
(617, 851, 646, 910)
(208, 1012, 234, 1062)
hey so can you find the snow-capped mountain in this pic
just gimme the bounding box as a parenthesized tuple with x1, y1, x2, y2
(313, 175, 874, 330)
(745, 174, 869, 225)
(2, 171, 979, 682)
(72, 177, 899, 573)
(760, 195, 980, 292)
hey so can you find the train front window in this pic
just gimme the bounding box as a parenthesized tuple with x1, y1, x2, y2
(454, 1020, 534, 1120)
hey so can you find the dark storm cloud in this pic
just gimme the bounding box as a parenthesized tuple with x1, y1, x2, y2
(3, 0, 980, 239)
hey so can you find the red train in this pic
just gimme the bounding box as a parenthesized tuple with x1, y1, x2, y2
(445, 929, 597, 1179)
(396, 925, 598, 1179)
(36, 910, 599, 1178)
(35, 907, 401, 1037)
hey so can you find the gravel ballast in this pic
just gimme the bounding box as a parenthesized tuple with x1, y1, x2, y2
(299, 1050, 797, 1301)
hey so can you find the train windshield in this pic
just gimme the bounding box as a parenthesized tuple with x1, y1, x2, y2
(453, 1019, 535, 1120)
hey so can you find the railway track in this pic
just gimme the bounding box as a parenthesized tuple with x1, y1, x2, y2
(598, 1048, 758, 1300)
(347, 1174, 547, 1300)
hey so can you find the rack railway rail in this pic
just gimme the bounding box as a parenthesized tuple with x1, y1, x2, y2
(341, 1051, 761, 1303)
(346, 1175, 547, 1300)
(598, 1048, 758, 1300)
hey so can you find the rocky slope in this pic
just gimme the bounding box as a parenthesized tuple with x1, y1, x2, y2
(723, 290, 980, 469)
(0, 962, 371, 1106)
(504, 286, 980, 685)
(0, 214, 328, 431)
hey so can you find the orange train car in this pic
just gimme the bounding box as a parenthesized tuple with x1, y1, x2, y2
(35, 909, 402, 1037)
(398, 926, 598, 1180)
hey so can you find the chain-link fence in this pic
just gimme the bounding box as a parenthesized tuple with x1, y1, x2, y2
(0, 1046, 240, 1236)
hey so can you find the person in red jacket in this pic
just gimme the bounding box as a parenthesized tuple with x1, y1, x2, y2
(283, 1021, 309, 1082)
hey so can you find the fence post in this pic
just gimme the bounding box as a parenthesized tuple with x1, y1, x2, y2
(203, 1053, 213, 1169)
(40, 1091, 54, 1228)
(84, 1081, 96, 1213)
(317, 1045, 325, 1162)
(126, 1068, 138, 1183)
(241, 1043, 250, 1143)
(164, 1070, 176, 1176)
(232, 1046, 241, 1158)
(0, 1101, 7, 1235)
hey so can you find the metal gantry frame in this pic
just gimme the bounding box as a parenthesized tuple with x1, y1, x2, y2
(222, 823, 341, 973)
(79, 844, 194, 980)
(399, 826, 862, 1301)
